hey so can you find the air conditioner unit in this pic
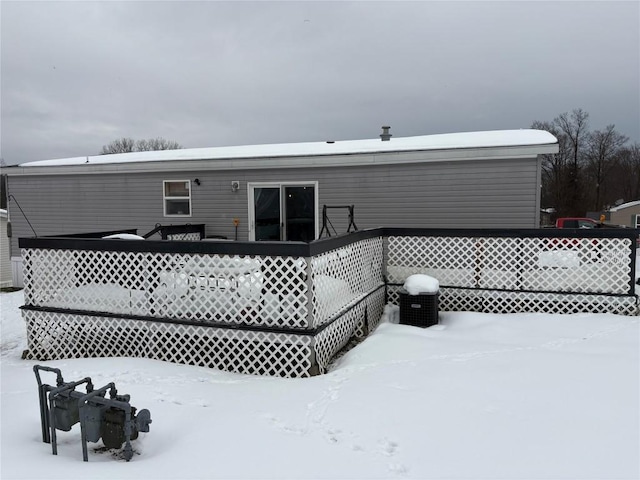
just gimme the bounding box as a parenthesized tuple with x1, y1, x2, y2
(398, 288, 439, 328)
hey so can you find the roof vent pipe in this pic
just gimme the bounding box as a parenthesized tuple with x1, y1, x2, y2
(380, 126, 392, 141)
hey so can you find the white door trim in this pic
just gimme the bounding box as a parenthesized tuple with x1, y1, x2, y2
(247, 181, 319, 241)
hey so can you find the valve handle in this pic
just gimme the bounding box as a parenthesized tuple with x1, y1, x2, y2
(135, 409, 152, 433)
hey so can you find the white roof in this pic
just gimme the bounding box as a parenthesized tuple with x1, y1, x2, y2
(19, 129, 557, 167)
(609, 200, 640, 212)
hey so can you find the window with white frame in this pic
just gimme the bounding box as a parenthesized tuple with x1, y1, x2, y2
(163, 180, 191, 216)
(635, 214, 640, 228)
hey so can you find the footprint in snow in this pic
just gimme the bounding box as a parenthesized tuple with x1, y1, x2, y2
(379, 438, 399, 456)
(388, 462, 409, 476)
(261, 413, 306, 435)
(154, 395, 182, 405)
(325, 429, 341, 444)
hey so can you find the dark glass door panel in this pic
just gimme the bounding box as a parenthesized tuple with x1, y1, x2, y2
(284, 186, 315, 242)
(254, 187, 281, 241)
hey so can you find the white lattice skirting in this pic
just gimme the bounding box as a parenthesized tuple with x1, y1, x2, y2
(21, 237, 387, 377)
(22, 288, 385, 377)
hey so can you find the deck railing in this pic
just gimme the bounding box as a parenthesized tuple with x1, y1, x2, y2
(384, 227, 638, 315)
(19, 227, 638, 377)
(20, 231, 386, 376)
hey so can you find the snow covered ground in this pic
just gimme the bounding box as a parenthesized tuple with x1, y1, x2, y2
(1, 286, 639, 479)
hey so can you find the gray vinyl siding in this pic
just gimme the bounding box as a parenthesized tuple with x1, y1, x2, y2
(7, 156, 540, 253)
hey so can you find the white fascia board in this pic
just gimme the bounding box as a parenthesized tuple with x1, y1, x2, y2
(609, 200, 640, 212)
(6, 143, 559, 176)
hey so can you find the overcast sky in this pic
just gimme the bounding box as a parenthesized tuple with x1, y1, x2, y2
(1, 1, 638, 165)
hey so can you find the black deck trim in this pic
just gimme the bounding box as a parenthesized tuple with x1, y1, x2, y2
(386, 283, 638, 299)
(19, 285, 386, 336)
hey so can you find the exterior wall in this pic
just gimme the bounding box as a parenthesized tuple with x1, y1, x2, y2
(609, 205, 640, 228)
(0, 211, 12, 288)
(7, 156, 541, 253)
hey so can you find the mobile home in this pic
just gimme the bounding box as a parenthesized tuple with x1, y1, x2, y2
(5, 128, 558, 262)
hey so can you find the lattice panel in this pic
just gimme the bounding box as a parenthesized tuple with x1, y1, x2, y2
(23, 248, 153, 314)
(386, 236, 476, 287)
(436, 288, 484, 312)
(386, 236, 633, 295)
(351, 288, 387, 338)
(310, 237, 384, 326)
(259, 257, 309, 328)
(364, 288, 387, 334)
(479, 237, 632, 293)
(22, 249, 77, 306)
(477, 289, 638, 315)
(150, 254, 309, 328)
(386, 285, 638, 316)
(313, 303, 366, 372)
(23, 310, 151, 360)
(22, 249, 310, 329)
(22, 310, 316, 378)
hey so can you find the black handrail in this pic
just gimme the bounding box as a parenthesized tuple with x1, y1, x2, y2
(8, 194, 37, 237)
(19, 226, 640, 259)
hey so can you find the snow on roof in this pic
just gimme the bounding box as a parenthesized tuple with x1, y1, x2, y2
(20, 129, 557, 167)
(609, 200, 640, 212)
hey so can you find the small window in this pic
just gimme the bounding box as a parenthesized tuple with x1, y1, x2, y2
(635, 214, 640, 228)
(163, 180, 191, 216)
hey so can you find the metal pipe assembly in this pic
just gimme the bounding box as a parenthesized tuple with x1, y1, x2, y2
(33, 365, 152, 462)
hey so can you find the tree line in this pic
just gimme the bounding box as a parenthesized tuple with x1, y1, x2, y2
(100, 137, 182, 155)
(532, 108, 639, 217)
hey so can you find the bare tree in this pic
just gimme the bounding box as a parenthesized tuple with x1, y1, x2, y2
(534, 109, 637, 216)
(611, 143, 640, 203)
(554, 109, 590, 216)
(532, 120, 569, 215)
(135, 138, 182, 151)
(101, 137, 182, 155)
(585, 125, 628, 210)
(100, 137, 136, 154)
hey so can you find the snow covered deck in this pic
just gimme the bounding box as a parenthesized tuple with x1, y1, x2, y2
(19, 227, 638, 377)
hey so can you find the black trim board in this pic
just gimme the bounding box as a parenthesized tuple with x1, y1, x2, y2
(386, 283, 638, 299)
(18, 228, 385, 257)
(21, 226, 640, 258)
(20, 304, 317, 336)
(20, 285, 386, 337)
(383, 227, 640, 240)
(19, 236, 314, 257)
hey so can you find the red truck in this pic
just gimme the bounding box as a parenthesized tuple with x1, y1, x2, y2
(555, 217, 600, 229)
(555, 217, 630, 229)
(554, 217, 639, 247)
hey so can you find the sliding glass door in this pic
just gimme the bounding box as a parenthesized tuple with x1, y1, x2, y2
(249, 183, 317, 241)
